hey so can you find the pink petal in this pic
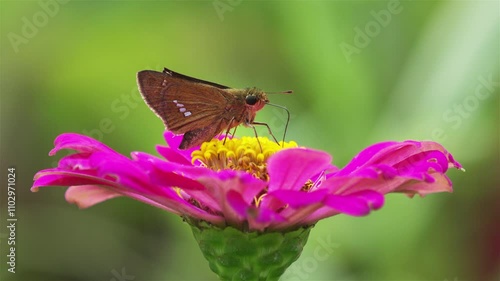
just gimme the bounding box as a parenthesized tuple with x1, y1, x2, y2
(162, 131, 197, 159)
(49, 133, 115, 156)
(324, 190, 384, 216)
(247, 207, 287, 232)
(32, 171, 115, 191)
(156, 145, 193, 166)
(336, 141, 401, 176)
(323, 140, 461, 196)
(226, 190, 249, 221)
(194, 171, 268, 227)
(267, 148, 332, 192)
(266, 189, 328, 208)
(65, 185, 122, 209)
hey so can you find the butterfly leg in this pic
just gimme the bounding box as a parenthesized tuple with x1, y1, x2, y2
(230, 125, 238, 140)
(247, 124, 263, 152)
(251, 121, 280, 144)
(222, 117, 236, 145)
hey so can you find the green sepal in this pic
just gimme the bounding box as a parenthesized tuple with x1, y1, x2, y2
(189, 221, 313, 281)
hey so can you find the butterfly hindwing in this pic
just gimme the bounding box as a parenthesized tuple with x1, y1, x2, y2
(179, 124, 222, 149)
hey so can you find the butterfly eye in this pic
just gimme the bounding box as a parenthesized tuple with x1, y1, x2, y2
(245, 95, 258, 105)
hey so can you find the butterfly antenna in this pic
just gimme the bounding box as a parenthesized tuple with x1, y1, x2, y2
(265, 102, 290, 146)
(267, 90, 293, 95)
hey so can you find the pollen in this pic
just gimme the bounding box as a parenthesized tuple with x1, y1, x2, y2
(191, 137, 298, 181)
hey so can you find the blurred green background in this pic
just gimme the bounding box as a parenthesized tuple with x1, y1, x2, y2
(1, 1, 498, 280)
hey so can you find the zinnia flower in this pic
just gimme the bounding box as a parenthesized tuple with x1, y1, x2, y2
(32, 132, 462, 280)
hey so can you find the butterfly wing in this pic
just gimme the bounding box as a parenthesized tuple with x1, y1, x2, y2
(178, 124, 222, 149)
(137, 70, 232, 134)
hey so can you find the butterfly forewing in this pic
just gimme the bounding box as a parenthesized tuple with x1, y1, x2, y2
(137, 70, 231, 134)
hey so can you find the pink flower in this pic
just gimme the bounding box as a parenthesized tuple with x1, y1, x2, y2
(32, 132, 462, 232)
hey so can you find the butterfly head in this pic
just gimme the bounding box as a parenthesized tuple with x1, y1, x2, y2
(245, 87, 268, 112)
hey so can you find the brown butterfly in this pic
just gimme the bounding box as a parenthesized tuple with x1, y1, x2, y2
(137, 68, 290, 150)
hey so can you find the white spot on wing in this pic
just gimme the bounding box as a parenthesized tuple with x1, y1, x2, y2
(173, 100, 189, 114)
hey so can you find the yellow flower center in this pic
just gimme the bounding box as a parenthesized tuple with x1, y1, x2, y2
(191, 137, 298, 181)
